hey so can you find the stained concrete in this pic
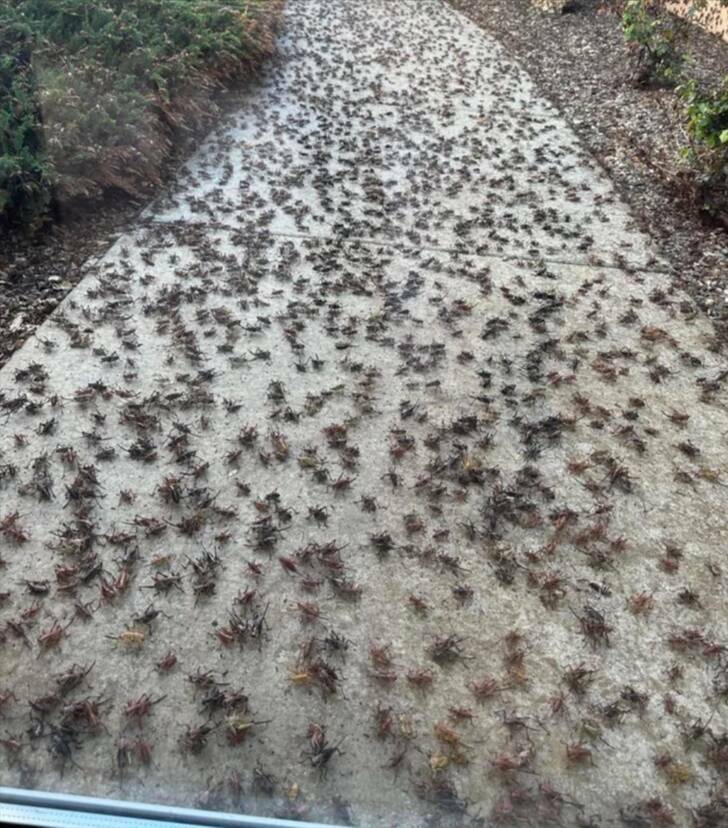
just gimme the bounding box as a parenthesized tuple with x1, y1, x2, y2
(1, 2, 728, 826)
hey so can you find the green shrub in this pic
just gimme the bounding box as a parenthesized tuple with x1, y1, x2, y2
(621, 0, 685, 86)
(0, 0, 281, 226)
(681, 77, 728, 151)
(0, 15, 53, 224)
(678, 77, 728, 217)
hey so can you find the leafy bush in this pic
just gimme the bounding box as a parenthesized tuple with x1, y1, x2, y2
(0, 15, 53, 223)
(681, 77, 728, 150)
(0, 0, 282, 225)
(678, 77, 728, 218)
(621, 0, 685, 86)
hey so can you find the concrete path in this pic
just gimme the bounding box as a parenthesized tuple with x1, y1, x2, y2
(2, 2, 728, 826)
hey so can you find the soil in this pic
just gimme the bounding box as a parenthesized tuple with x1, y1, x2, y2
(446, 0, 728, 337)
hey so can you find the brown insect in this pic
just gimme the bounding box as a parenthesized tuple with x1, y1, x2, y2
(302, 723, 342, 777)
(330, 474, 355, 494)
(124, 694, 166, 727)
(628, 591, 654, 615)
(563, 664, 595, 696)
(55, 663, 93, 696)
(153, 650, 177, 672)
(0, 512, 30, 545)
(407, 594, 429, 615)
(180, 723, 215, 755)
(448, 706, 475, 722)
(565, 742, 594, 766)
(434, 721, 466, 749)
(278, 556, 299, 575)
(38, 619, 71, 651)
(572, 605, 612, 648)
(406, 668, 434, 689)
(0, 690, 17, 715)
(490, 750, 530, 773)
(370, 643, 393, 668)
(468, 676, 505, 701)
(296, 601, 321, 623)
(428, 635, 468, 664)
(225, 716, 270, 746)
(374, 703, 394, 739)
(0, 734, 22, 754)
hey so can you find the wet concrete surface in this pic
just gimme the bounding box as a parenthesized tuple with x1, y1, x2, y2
(2, 2, 728, 826)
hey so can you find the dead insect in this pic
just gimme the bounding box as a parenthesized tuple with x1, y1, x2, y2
(406, 668, 434, 689)
(370, 643, 393, 668)
(320, 630, 350, 659)
(565, 742, 594, 766)
(382, 469, 401, 489)
(118, 489, 136, 504)
(246, 560, 264, 578)
(628, 592, 654, 616)
(278, 556, 299, 575)
(133, 604, 168, 630)
(157, 475, 184, 505)
(448, 706, 475, 722)
(24, 579, 50, 596)
(328, 575, 362, 599)
(302, 723, 342, 777)
(407, 594, 429, 615)
(146, 571, 183, 594)
(296, 601, 321, 624)
(0, 512, 30, 545)
(428, 635, 468, 664)
(307, 505, 330, 526)
(156, 651, 177, 672)
(468, 676, 505, 701)
(55, 663, 93, 696)
(357, 495, 380, 513)
(124, 694, 165, 728)
(677, 588, 701, 608)
(107, 629, 146, 647)
(0, 690, 18, 714)
(180, 723, 215, 755)
(563, 664, 595, 696)
(225, 716, 270, 745)
(490, 750, 530, 773)
(330, 474, 355, 494)
(370, 531, 394, 556)
(675, 441, 700, 459)
(572, 605, 612, 648)
(452, 584, 474, 602)
(38, 619, 72, 651)
(374, 703, 394, 739)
